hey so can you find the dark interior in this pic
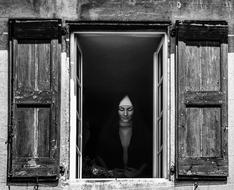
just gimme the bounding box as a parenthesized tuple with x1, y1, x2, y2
(78, 33, 162, 177)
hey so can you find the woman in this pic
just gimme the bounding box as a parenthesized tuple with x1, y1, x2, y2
(95, 95, 152, 178)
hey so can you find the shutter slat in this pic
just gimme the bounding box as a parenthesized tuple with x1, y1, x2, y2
(10, 20, 61, 40)
(176, 20, 228, 180)
(184, 91, 223, 106)
(14, 91, 52, 104)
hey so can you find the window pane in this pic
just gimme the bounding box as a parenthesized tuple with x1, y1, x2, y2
(160, 150, 163, 177)
(160, 117, 163, 146)
(157, 84, 163, 114)
(158, 48, 163, 81)
(160, 83, 163, 112)
(158, 85, 161, 115)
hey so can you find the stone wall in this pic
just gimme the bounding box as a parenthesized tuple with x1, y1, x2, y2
(1, 0, 234, 189)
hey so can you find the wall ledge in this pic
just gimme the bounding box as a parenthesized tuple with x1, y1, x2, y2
(66, 178, 174, 189)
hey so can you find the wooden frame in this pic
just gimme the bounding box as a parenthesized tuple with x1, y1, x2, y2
(8, 19, 61, 184)
(175, 20, 228, 180)
(153, 35, 168, 178)
(69, 29, 169, 179)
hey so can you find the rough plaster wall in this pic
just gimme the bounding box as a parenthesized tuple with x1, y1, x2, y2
(59, 50, 70, 185)
(0, 49, 8, 189)
(0, 0, 234, 189)
(0, 0, 78, 19)
(78, 0, 233, 21)
(228, 52, 234, 185)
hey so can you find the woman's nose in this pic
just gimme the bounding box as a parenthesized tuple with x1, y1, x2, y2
(124, 109, 128, 116)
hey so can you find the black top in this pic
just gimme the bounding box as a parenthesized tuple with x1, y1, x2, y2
(95, 109, 152, 178)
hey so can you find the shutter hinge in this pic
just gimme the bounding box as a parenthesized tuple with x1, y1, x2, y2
(61, 26, 68, 36)
(169, 24, 176, 37)
(33, 184, 39, 190)
(193, 182, 198, 190)
(61, 20, 69, 36)
(170, 164, 175, 175)
(6, 124, 14, 144)
(33, 177, 39, 190)
(60, 165, 65, 176)
(60, 24, 69, 45)
(170, 28, 176, 37)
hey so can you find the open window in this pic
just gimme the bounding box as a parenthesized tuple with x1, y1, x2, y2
(69, 24, 169, 179)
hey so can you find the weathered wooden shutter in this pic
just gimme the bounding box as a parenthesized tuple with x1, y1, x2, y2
(176, 21, 228, 180)
(8, 19, 61, 182)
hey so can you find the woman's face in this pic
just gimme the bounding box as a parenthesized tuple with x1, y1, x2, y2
(118, 105, 134, 122)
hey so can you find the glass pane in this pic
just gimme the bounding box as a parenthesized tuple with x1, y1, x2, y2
(160, 150, 163, 177)
(77, 47, 81, 79)
(158, 118, 161, 149)
(160, 83, 163, 112)
(160, 117, 163, 146)
(158, 48, 163, 81)
(158, 85, 161, 115)
(157, 84, 163, 114)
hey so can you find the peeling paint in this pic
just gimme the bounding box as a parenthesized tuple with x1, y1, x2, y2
(23, 159, 40, 168)
(33, 108, 39, 158)
(0, 0, 233, 22)
(89, 8, 104, 20)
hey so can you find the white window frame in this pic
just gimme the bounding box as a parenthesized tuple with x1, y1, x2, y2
(69, 31, 170, 180)
(153, 36, 168, 178)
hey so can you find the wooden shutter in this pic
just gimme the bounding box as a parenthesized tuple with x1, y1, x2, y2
(8, 19, 61, 182)
(176, 21, 228, 180)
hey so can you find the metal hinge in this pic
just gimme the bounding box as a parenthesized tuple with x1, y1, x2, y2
(61, 20, 69, 37)
(61, 26, 68, 36)
(170, 28, 176, 37)
(170, 164, 175, 175)
(33, 177, 39, 190)
(60, 165, 66, 176)
(33, 185, 39, 190)
(194, 182, 198, 190)
(6, 124, 14, 144)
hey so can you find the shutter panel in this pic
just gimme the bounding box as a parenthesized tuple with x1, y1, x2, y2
(8, 19, 61, 182)
(176, 21, 228, 180)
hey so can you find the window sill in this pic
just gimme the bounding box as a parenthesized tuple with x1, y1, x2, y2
(67, 178, 174, 189)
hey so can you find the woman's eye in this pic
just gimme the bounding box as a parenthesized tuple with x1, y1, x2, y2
(119, 107, 124, 111)
(127, 107, 133, 111)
